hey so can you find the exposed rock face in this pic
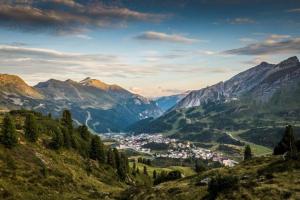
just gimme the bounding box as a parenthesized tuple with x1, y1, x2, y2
(0, 74, 43, 99)
(175, 56, 300, 109)
(0, 76, 162, 132)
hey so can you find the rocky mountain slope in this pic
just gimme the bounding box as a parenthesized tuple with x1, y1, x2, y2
(154, 93, 188, 112)
(127, 56, 300, 151)
(175, 56, 300, 109)
(0, 75, 162, 132)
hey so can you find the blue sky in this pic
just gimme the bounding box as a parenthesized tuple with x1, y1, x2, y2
(0, 0, 300, 97)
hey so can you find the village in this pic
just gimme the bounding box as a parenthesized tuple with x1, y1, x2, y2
(105, 133, 238, 167)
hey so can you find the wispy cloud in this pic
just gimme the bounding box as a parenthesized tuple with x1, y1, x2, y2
(0, 1, 168, 34)
(286, 8, 300, 13)
(134, 31, 200, 44)
(227, 17, 255, 24)
(223, 35, 300, 55)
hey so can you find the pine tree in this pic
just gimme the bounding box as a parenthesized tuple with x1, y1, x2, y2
(51, 128, 64, 150)
(143, 166, 148, 175)
(24, 113, 39, 142)
(107, 148, 116, 168)
(195, 159, 207, 173)
(89, 136, 101, 160)
(61, 127, 71, 148)
(274, 125, 298, 159)
(1, 114, 18, 148)
(113, 148, 121, 169)
(61, 110, 73, 134)
(153, 170, 157, 179)
(78, 125, 90, 141)
(244, 145, 252, 160)
(132, 161, 136, 171)
(136, 167, 140, 174)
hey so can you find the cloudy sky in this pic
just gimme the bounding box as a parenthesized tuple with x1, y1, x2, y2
(0, 0, 300, 97)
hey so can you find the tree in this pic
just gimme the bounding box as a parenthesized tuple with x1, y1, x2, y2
(61, 110, 73, 134)
(153, 170, 157, 179)
(274, 125, 298, 159)
(195, 159, 207, 173)
(61, 127, 71, 148)
(113, 148, 121, 169)
(24, 113, 39, 142)
(1, 114, 17, 148)
(89, 136, 105, 162)
(50, 128, 64, 150)
(78, 125, 90, 141)
(143, 166, 148, 175)
(107, 148, 116, 168)
(244, 145, 252, 161)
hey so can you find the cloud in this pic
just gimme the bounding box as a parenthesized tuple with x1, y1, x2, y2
(0, 1, 168, 34)
(227, 17, 255, 24)
(0, 45, 159, 83)
(134, 31, 200, 44)
(239, 38, 257, 43)
(223, 35, 300, 55)
(286, 8, 300, 13)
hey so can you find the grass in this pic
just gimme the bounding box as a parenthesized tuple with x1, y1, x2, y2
(129, 162, 196, 177)
(122, 156, 300, 200)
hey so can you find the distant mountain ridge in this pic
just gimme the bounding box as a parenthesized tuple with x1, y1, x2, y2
(127, 56, 300, 149)
(175, 56, 300, 109)
(0, 75, 162, 132)
(154, 92, 188, 112)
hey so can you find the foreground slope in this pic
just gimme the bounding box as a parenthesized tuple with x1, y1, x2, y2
(121, 156, 300, 200)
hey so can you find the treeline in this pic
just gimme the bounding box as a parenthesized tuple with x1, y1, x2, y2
(0, 110, 130, 180)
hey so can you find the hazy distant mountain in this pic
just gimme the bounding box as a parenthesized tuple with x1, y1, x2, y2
(175, 56, 300, 109)
(154, 93, 188, 112)
(0, 75, 162, 132)
(128, 56, 300, 148)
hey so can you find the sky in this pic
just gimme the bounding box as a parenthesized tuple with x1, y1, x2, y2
(0, 0, 300, 97)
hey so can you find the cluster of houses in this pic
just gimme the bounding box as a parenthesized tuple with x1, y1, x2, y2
(106, 133, 238, 167)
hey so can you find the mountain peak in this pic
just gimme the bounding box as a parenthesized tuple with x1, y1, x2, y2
(0, 74, 43, 99)
(277, 56, 299, 69)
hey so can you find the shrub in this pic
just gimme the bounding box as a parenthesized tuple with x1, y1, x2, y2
(208, 174, 239, 199)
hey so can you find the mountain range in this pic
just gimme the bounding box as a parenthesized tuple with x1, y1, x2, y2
(0, 75, 162, 132)
(127, 56, 300, 150)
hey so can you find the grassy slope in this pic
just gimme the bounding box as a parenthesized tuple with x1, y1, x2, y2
(121, 156, 300, 200)
(129, 162, 196, 177)
(0, 134, 126, 200)
(0, 112, 130, 200)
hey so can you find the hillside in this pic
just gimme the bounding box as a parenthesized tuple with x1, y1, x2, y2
(120, 156, 300, 200)
(127, 56, 300, 155)
(0, 110, 132, 199)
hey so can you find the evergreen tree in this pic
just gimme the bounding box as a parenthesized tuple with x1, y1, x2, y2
(51, 128, 64, 150)
(113, 148, 121, 169)
(274, 125, 298, 159)
(61, 127, 71, 148)
(1, 114, 17, 148)
(78, 125, 90, 141)
(89, 136, 105, 162)
(24, 113, 39, 142)
(132, 161, 136, 171)
(153, 170, 157, 179)
(107, 148, 116, 168)
(244, 145, 252, 161)
(143, 166, 148, 175)
(117, 155, 127, 180)
(195, 159, 207, 173)
(61, 110, 73, 134)
(136, 167, 140, 174)
(89, 136, 101, 160)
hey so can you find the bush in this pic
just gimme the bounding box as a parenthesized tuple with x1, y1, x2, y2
(208, 174, 239, 199)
